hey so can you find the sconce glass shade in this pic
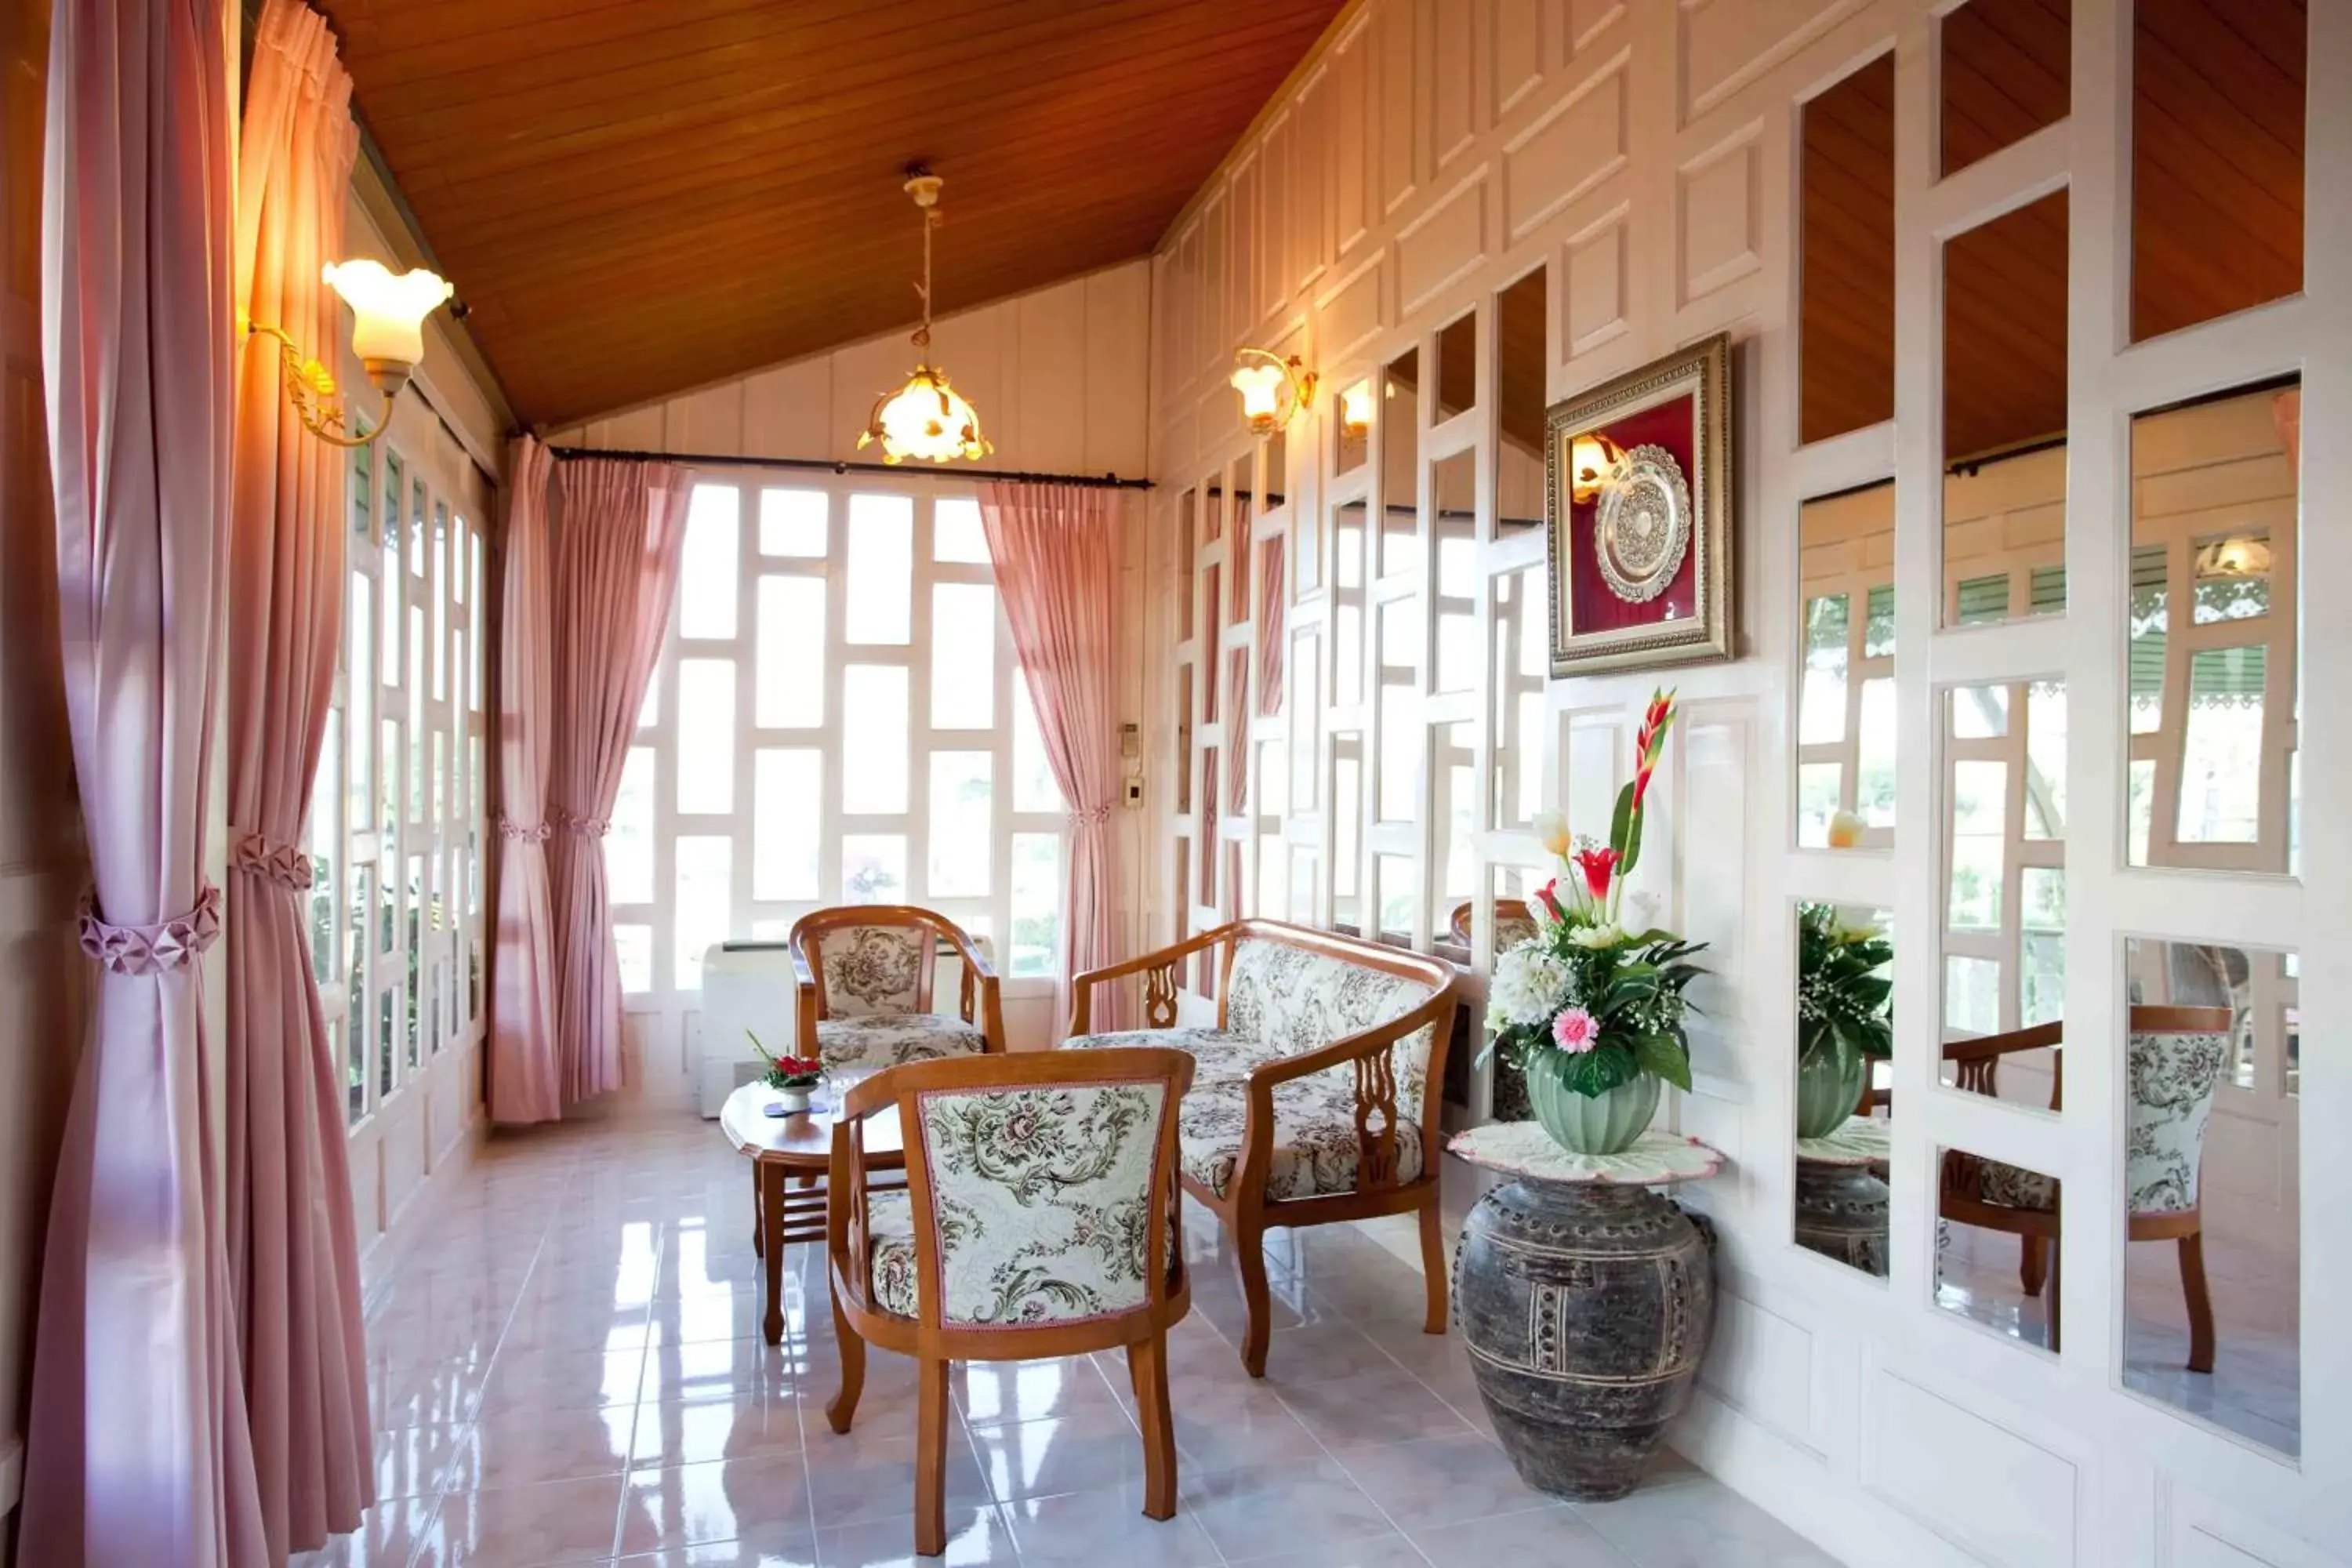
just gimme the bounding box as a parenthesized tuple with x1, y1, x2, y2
(1568, 432, 1626, 503)
(321, 260, 452, 375)
(859, 364, 993, 465)
(1340, 379, 1375, 434)
(1230, 361, 1290, 434)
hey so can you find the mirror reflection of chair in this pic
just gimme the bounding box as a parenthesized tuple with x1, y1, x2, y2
(787, 905, 1007, 1071)
(1936, 1005, 2234, 1364)
(822, 1049, 1196, 1556)
(1448, 898, 1540, 1121)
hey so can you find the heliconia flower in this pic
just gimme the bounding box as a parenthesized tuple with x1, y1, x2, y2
(1631, 760, 1657, 813)
(1572, 845, 1620, 901)
(1532, 809, 1572, 858)
(1551, 1007, 1601, 1054)
(1533, 878, 1566, 924)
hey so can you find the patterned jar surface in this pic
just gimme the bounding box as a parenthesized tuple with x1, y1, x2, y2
(1455, 1177, 1715, 1500)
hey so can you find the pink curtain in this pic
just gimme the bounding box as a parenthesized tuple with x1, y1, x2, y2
(1258, 539, 1285, 717)
(546, 459, 691, 1103)
(22, 0, 269, 1563)
(979, 481, 1131, 1033)
(223, 2, 372, 1556)
(489, 437, 563, 1123)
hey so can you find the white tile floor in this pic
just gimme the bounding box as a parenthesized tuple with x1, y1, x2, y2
(299, 1116, 1842, 1568)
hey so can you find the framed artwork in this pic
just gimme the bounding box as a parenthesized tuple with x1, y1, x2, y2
(1544, 332, 1736, 674)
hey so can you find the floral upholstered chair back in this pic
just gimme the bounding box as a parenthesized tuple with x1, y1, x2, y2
(814, 924, 931, 1018)
(2125, 1007, 2234, 1218)
(895, 1067, 1187, 1327)
(1222, 938, 1437, 1119)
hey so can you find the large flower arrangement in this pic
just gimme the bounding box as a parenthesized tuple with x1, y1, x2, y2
(1795, 903, 1893, 1065)
(1483, 691, 1707, 1112)
(1793, 902, 1892, 1138)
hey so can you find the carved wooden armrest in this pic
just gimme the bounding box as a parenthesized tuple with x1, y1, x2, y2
(1068, 927, 1229, 1033)
(1246, 994, 1453, 1195)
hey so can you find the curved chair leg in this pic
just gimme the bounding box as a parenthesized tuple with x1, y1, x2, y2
(2020, 1234, 2048, 1298)
(2178, 1232, 2216, 1374)
(1418, 1198, 1450, 1334)
(914, 1355, 952, 1557)
(824, 1288, 866, 1435)
(1129, 1334, 1177, 1520)
(1234, 1218, 1273, 1378)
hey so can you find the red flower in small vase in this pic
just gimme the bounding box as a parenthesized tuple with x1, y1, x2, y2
(1534, 879, 1566, 924)
(1572, 845, 1620, 901)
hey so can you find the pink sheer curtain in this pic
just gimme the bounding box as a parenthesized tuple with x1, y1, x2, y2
(488, 437, 563, 1123)
(223, 2, 372, 1555)
(22, 0, 268, 1562)
(546, 459, 691, 1103)
(978, 481, 1131, 1034)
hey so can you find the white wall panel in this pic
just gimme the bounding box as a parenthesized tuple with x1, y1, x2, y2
(1864, 1370, 2080, 1566)
(1501, 56, 1628, 241)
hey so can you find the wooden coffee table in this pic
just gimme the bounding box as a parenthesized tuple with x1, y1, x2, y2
(719, 1075, 904, 1344)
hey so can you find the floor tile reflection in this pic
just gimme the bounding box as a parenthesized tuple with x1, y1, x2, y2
(292, 1121, 1835, 1567)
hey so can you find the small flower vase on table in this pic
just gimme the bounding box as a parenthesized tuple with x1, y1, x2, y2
(747, 1031, 823, 1116)
(1482, 689, 1707, 1158)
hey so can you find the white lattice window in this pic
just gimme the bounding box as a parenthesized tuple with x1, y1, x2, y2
(613, 475, 1066, 1004)
(325, 431, 488, 1126)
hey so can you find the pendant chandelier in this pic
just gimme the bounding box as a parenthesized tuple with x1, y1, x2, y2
(860, 167, 993, 465)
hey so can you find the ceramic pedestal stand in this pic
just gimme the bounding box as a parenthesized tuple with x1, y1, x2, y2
(1448, 1124, 1723, 1501)
(1793, 1116, 1890, 1277)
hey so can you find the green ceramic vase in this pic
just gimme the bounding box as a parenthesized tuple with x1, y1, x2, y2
(1527, 1058, 1661, 1156)
(1794, 1044, 1867, 1140)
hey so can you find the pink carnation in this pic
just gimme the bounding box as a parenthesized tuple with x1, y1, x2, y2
(1551, 1007, 1599, 1054)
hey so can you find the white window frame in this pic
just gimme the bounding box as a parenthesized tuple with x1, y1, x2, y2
(613, 470, 1069, 1014)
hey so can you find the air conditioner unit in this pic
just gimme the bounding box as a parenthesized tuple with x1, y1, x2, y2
(695, 934, 992, 1117)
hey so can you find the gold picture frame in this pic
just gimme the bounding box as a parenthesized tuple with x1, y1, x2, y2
(1544, 332, 1736, 674)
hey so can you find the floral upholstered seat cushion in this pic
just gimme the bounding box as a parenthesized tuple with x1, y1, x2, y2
(866, 1188, 925, 1318)
(861, 1083, 1174, 1327)
(1973, 1159, 2058, 1212)
(815, 925, 929, 1017)
(1065, 1026, 1283, 1087)
(1222, 938, 1437, 1119)
(815, 1013, 988, 1071)
(1177, 1070, 1424, 1200)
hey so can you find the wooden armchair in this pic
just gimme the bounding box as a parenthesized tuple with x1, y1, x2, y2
(824, 1048, 1196, 1555)
(1936, 1005, 2234, 1366)
(1068, 920, 1461, 1377)
(787, 905, 1005, 1071)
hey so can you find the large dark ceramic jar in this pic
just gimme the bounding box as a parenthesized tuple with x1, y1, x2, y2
(1454, 1170, 1716, 1500)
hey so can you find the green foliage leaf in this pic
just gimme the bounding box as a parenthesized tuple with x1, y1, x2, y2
(1555, 1044, 1641, 1098)
(1632, 1031, 1692, 1091)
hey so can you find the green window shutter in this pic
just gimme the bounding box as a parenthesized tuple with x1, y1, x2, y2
(1954, 574, 2009, 625)
(2029, 564, 2067, 614)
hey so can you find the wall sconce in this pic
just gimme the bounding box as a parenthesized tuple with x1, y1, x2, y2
(245, 260, 453, 449)
(1339, 379, 1374, 437)
(1567, 431, 1626, 503)
(2194, 534, 2273, 579)
(1230, 347, 1316, 435)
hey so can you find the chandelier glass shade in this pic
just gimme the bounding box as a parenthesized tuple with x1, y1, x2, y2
(859, 169, 993, 466)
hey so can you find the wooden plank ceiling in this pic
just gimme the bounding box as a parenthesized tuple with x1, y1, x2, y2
(318, 0, 1350, 427)
(1800, 0, 2304, 461)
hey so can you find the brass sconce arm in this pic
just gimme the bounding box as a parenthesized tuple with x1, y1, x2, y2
(243, 320, 394, 449)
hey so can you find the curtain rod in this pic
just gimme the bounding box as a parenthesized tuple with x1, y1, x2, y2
(544, 445, 1154, 491)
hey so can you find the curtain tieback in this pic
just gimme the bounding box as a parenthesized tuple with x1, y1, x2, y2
(78, 884, 224, 975)
(553, 810, 612, 838)
(496, 816, 553, 844)
(230, 828, 314, 890)
(1069, 803, 1115, 829)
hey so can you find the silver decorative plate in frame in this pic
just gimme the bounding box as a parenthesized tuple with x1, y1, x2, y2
(1592, 443, 1692, 604)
